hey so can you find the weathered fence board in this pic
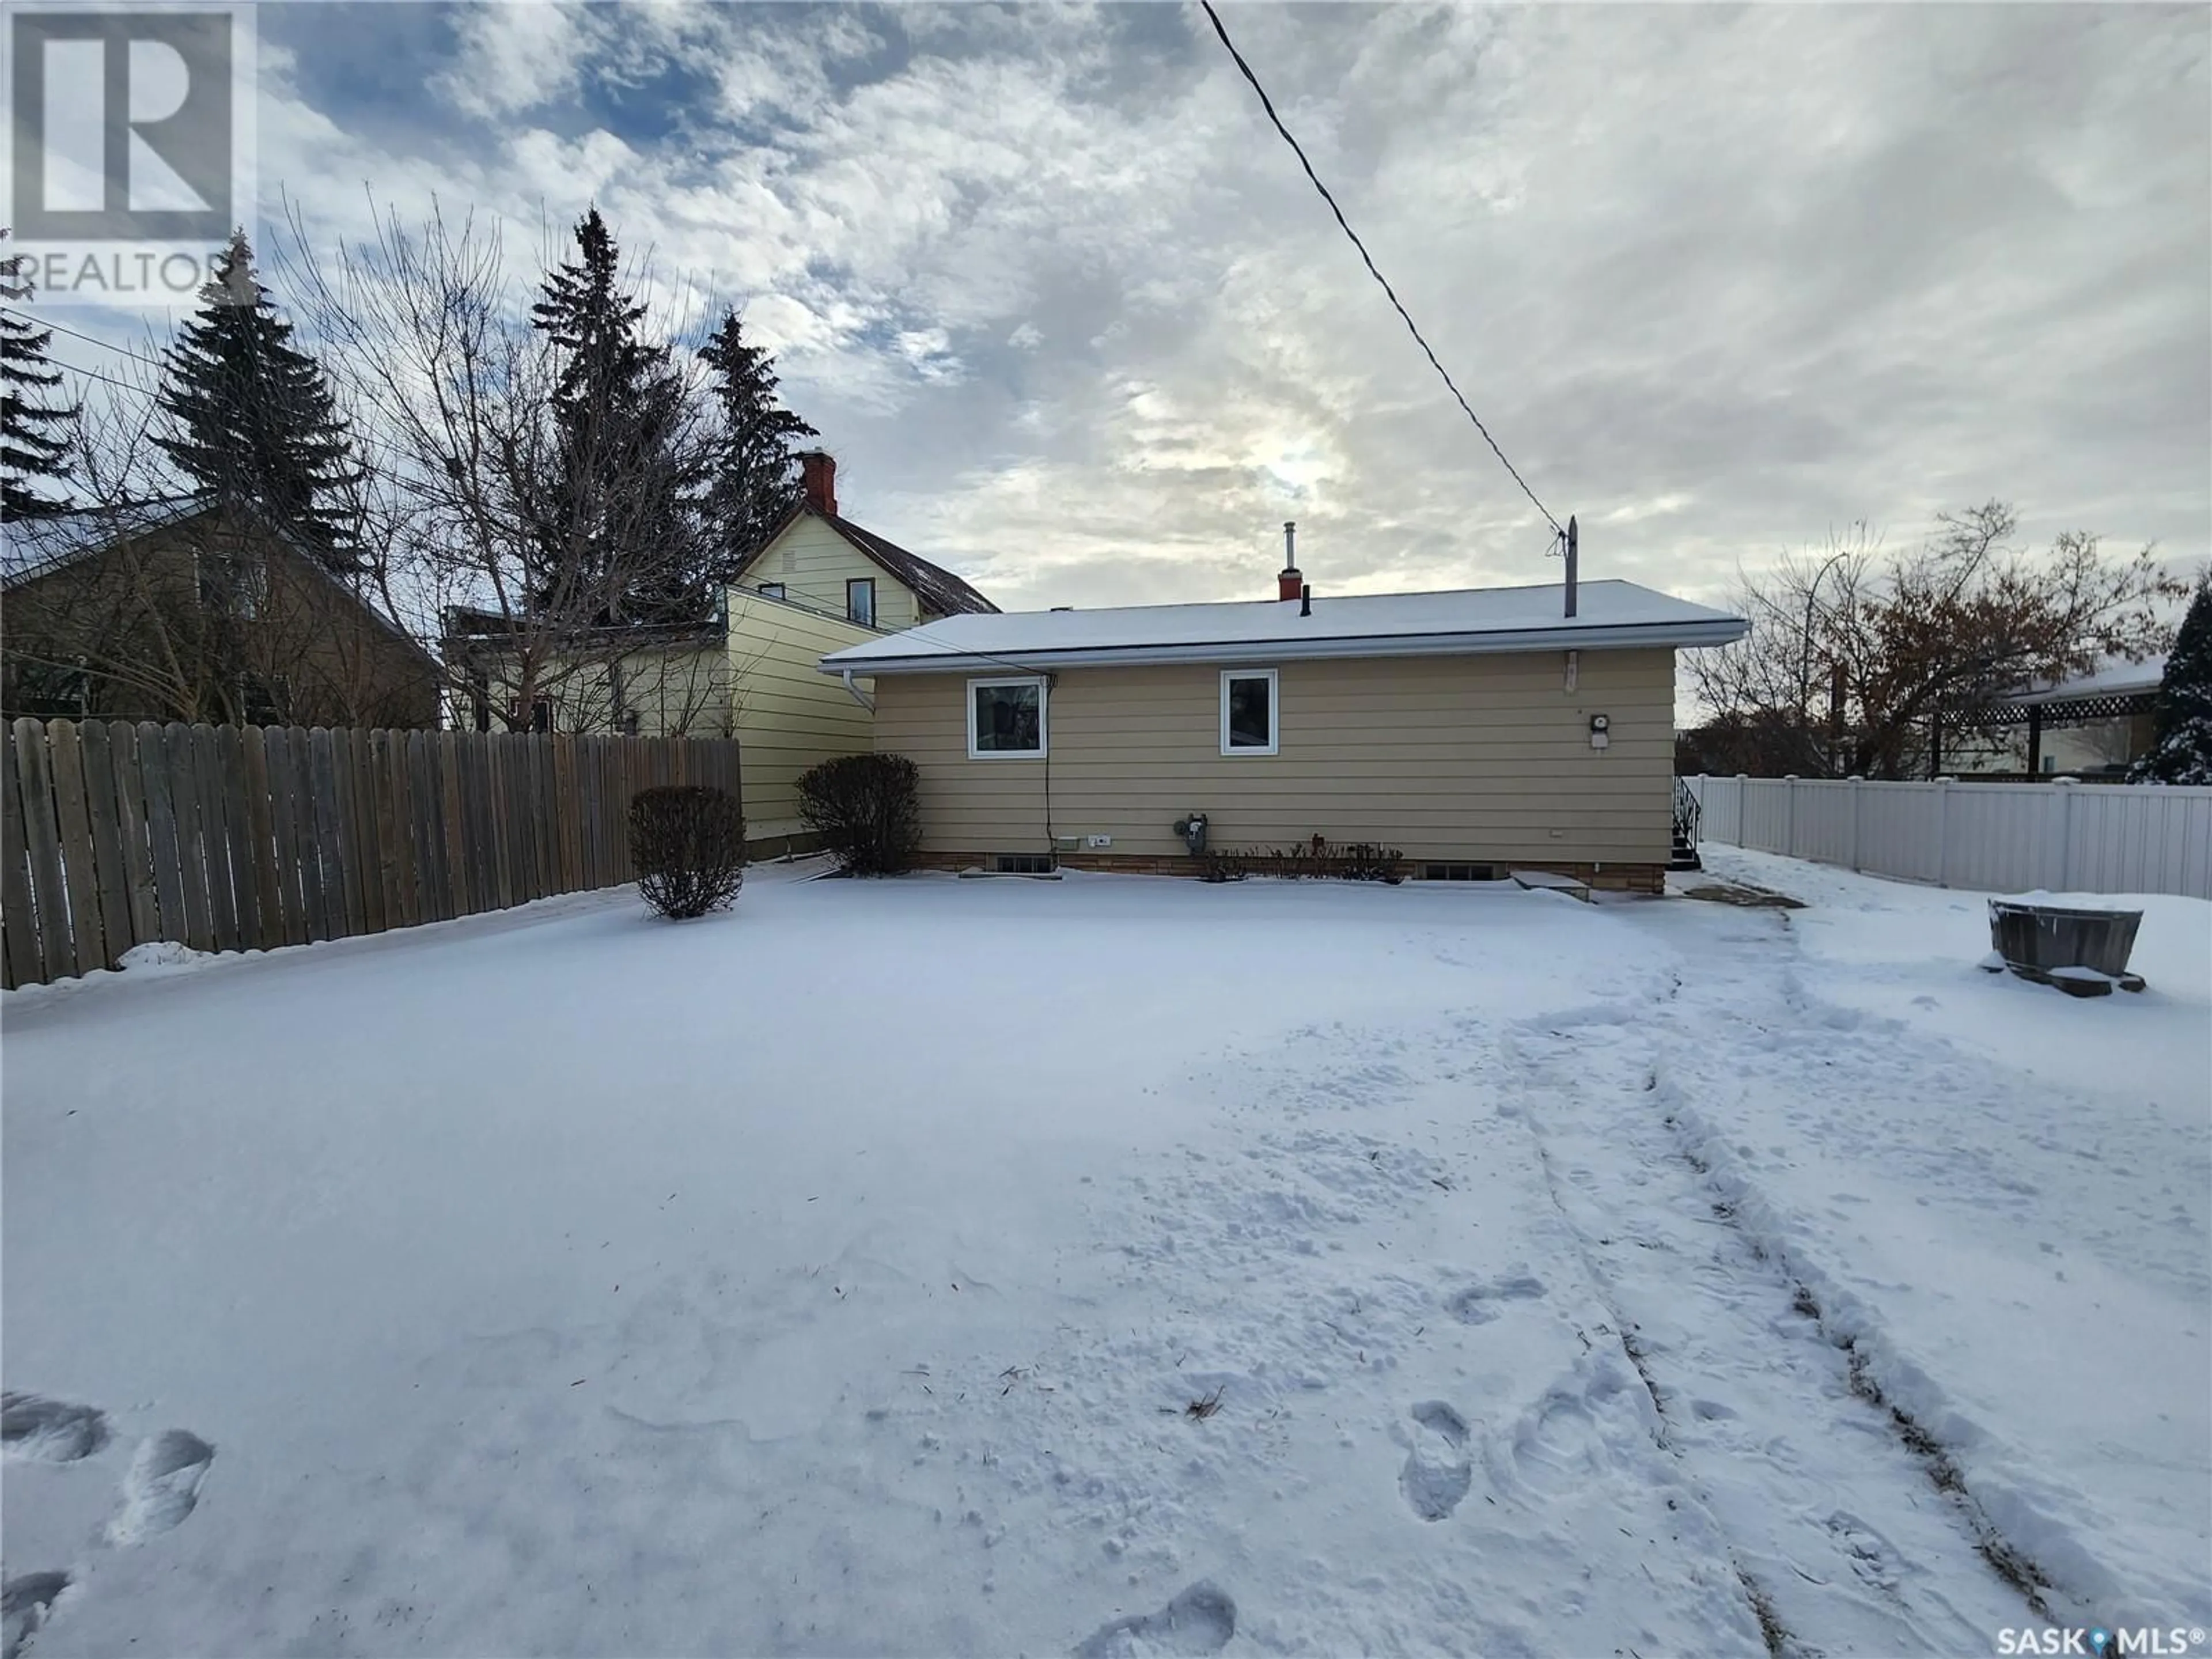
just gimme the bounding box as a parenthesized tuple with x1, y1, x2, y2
(3, 726, 41, 983)
(111, 724, 161, 945)
(48, 722, 108, 971)
(1, 721, 741, 988)
(79, 721, 135, 968)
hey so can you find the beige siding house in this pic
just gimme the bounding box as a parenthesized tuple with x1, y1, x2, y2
(823, 574, 1747, 891)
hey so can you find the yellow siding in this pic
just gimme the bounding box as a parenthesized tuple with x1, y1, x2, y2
(737, 515, 923, 631)
(728, 592, 880, 838)
(872, 649, 1679, 866)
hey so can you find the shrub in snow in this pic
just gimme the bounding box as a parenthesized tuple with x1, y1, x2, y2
(628, 785, 746, 919)
(2132, 575, 2212, 785)
(1204, 834, 1405, 884)
(797, 753, 922, 876)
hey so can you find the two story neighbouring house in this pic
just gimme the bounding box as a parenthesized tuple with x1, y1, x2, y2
(442, 450, 1000, 849)
(819, 554, 1747, 891)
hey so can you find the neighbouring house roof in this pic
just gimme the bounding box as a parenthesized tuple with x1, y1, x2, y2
(2012, 656, 2168, 705)
(737, 505, 999, 619)
(817, 578, 1747, 675)
(1, 497, 206, 589)
(1, 494, 436, 666)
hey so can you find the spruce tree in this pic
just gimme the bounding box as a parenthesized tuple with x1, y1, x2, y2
(529, 209, 702, 622)
(697, 308, 816, 578)
(1, 231, 78, 520)
(2133, 576, 2212, 785)
(154, 230, 361, 570)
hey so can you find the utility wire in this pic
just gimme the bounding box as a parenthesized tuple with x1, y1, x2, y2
(1, 308, 166, 372)
(1198, 1, 1562, 539)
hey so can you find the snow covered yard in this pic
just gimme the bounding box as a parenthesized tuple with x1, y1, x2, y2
(2, 854, 2206, 1657)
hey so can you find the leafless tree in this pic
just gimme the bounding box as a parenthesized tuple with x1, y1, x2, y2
(2, 361, 433, 728)
(278, 201, 730, 736)
(1690, 503, 2181, 779)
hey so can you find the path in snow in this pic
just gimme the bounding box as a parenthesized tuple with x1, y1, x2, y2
(3, 866, 2202, 1656)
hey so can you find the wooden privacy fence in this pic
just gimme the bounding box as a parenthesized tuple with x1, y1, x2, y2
(1, 718, 743, 989)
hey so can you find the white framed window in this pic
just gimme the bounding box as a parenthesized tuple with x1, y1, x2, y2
(847, 578, 876, 626)
(1221, 668, 1278, 755)
(968, 676, 1047, 759)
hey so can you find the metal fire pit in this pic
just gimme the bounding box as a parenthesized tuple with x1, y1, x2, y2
(1983, 900, 2146, 997)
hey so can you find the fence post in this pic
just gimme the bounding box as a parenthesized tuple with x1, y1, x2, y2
(1783, 775, 1799, 858)
(1848, 776, 1863, 872)
(1934, 775, 1955, 888)
(2052, 777, 2077, 892)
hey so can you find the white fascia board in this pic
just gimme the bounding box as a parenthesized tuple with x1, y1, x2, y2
(817, 618, 1749, 676)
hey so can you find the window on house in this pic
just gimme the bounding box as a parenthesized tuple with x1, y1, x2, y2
(10, 661, 90, 719)
(968, 676, 1046, 758)
(1221, 669, 1278, 755)
(531, 696, 553, 733)
(759, 582, 786, 601)
(236, 558, 267, 619)
(847, 578, 875, 626)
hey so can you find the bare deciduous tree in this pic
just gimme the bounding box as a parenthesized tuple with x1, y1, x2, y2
(279, 202, 730, 736)
(1690, 502, 2180, 779)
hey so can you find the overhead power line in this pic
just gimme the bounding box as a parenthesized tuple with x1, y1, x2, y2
(1198, 1, 1562, 539)
(1, 309, 166, 372)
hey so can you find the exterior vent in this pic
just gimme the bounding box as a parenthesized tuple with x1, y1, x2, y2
(994, 853, 1057, 874)
(1422, 862, 1499, 882)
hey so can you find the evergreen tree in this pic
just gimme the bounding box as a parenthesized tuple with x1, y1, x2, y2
(528, 208, 703, 622)
(154, 230, 361, 569)
(2133, 575, 2212, 785)
(696, 307, 815, 578)
(1, 230, 78, 520)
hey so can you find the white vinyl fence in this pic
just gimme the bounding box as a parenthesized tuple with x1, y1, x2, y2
(1688, 775, 2212, 900)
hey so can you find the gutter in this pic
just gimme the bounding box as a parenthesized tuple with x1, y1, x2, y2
(817, 618, 1749, 676)
(839, 668, 876, 712)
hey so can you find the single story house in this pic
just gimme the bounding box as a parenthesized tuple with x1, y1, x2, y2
(1949, 656, 2166, 779)
(818, 559, 1748, 891)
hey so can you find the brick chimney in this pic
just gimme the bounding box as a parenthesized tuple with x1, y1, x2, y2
(799, 450, 837, 516)
(1277, 520, 1302, 601)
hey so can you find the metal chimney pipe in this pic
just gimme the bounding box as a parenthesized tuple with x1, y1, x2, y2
(1300, 582, 1312, 618)
(1277, 521, 1303, 601)
(1564, 514, 1579, 619)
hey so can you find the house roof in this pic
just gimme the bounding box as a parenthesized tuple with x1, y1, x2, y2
(817, 578, 1748, 675)
(2012, 656, 2168, 705)
(1, 497, 206, 589)
(2, 494, 436, 665)
(738, 505, 999, 618)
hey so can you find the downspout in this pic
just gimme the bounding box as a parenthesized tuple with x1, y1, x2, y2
(840, 668, 875, 713)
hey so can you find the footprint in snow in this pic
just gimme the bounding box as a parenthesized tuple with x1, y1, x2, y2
(1446, 1275, 1545, 1325)
(2, 1573, 71, 1659)
(105, 1430, 217, 1546)
(1, 1394, 111, 1464)
(1074, 1581, 1236, 1658)
(1398, 1400, 1473, 1521)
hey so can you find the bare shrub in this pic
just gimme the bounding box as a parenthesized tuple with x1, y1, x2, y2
(797, 753, 922, 876)
(629, 785, 745, 918)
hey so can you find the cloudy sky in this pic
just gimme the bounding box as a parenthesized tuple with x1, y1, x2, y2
(48, 2, 2212, 613)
